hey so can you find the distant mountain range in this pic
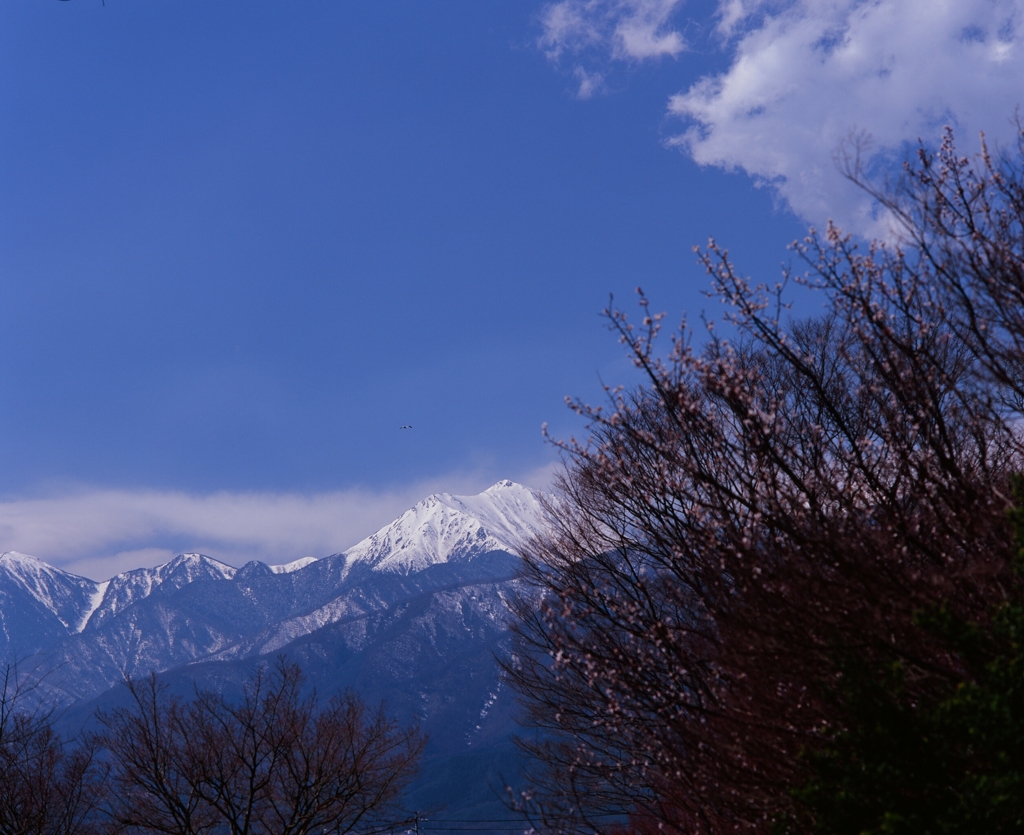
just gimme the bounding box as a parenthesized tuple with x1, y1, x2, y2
(0, 480, 548, 820)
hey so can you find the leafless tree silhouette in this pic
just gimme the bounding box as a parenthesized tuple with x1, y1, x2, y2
(100, 660, 425, 835)
(0, 661, 107, 835)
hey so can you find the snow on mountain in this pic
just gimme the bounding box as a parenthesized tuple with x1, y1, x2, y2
(3, 477, 547, 820)
(76, 580, 109, 633)
(344, 480, 547, 573)
(269, 556, 318, 574)
(0, 551, 99, 630)
(0, 551, 101, 659)
(1, 480, 549, 679)
(85, 553, 237, 630)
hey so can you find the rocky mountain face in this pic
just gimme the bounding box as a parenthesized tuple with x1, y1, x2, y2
(0, 480, 547, 819)
(0, 551, 98, 656)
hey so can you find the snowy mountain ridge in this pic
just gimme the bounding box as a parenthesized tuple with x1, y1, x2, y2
(85, 553, 237, 630)
(0, 551, 96, 631)
(343, 480, 547, 573)
(0, 481, 546, 653)
(0, 482, 548, 819)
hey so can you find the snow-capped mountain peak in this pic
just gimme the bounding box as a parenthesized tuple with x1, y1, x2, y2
(269, 556, 318, 574)
(0, 550, 61, 577)
(159, 552, 236, 581)
(0, 481, 547, 671)
(84, 552, 237, 630)
(343, 480, 547, 574)
(0, 551, 99, 634)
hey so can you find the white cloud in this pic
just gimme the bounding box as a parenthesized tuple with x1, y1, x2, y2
(0, 464, 559, 581)
(574, 65, 606, 98)
(671, 0, 1024, 232)
(539, 0, 686, 96)
(714, 0, 769, 39)
(540, 0, 1024, 233)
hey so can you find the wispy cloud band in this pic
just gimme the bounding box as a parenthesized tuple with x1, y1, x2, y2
(0, 466, 557, 581)
(540, 0, 686, 97)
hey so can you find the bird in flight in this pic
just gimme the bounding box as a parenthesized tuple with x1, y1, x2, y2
(400, 425, 412, 429)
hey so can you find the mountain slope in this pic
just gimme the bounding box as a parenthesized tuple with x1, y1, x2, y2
(7, 481, 543, 699)
(345, 480, 546, 573)
(85, 553, 237, 630)
(4, 481, 545, 820)
(0, 552, 99, 658)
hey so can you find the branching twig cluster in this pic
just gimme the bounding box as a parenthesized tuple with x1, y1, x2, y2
(505, 126, 1024, 834)
(0, 659, 424, 835)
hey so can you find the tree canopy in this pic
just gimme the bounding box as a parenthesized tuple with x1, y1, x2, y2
(505, 127, 1024, 834)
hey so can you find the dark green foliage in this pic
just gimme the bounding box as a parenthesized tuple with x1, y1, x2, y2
(787, 479, 1024, 834)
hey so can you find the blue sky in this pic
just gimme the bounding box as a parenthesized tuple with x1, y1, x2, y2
(1, 0, 1021, 577)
